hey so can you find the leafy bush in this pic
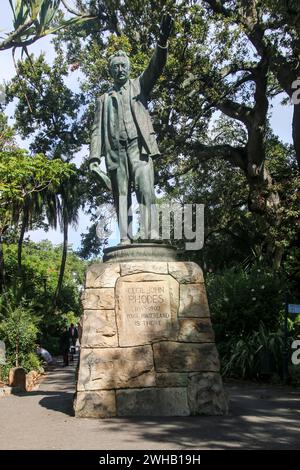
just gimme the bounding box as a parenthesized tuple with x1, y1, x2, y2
(222, 323, 284, 379)
(0, 301, 39, 368)
(206, 263, 298, 380)
(207, 262, 287, 342)
(21, 352, 42, 373)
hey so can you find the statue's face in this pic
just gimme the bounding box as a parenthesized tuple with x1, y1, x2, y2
(109, 56, 130, 85)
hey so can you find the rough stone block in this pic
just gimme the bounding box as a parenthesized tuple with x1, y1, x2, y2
(8, 367, 26, 391)
(187, 372, 228, 415)
(179, 284, 210, 317)
(26, 370, 39, 391)
(116, 387, 190, 416)
(168, 262, 203, 284)
(85, 263, 120, 288)
(153, 341, 220, 372)
(178, 318, 214, 342)
(81, 288, 115, 310)
(81, 310, 118, 348)
(77, 346, 155, 391)
(120, 261, 168, 276)
(156, 372, 189, 387)
(74, 390, 116, 418)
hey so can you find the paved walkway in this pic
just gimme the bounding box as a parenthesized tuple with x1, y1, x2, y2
(0, 360, 299, 450)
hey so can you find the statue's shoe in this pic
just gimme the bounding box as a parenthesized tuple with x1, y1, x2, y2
(118, 238, 132, 246)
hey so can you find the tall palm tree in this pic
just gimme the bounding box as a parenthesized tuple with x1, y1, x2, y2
(17, 191, 45, 277)
(54, 174, 81, 305)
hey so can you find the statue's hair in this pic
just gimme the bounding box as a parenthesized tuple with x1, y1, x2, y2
(108, 50, 130, 69)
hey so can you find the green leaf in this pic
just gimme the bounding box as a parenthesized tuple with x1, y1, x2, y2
(10, 0, 30, 29)
(39, 0, 60, 33)
(44, 15, 95, 35)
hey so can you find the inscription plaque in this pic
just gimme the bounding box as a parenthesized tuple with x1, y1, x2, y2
(116, 276, 178, 346)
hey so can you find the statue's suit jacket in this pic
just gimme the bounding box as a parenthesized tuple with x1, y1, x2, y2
(89, 45, 167, 172)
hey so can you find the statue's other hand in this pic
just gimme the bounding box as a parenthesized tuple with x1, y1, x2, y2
(89, 160, 100, 172)
(89, 160, 112, 191)
(159, 13, 174, 46)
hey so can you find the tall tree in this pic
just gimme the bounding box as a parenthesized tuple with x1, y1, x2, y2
(7, 51, 86, 300)
(6, 0, 300, 268)
(55, 0, 299, 265)
(0, 115, 74, 290)
(203, 0, 300, 167)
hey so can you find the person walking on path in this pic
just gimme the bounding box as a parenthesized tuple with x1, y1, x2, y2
(68, 323, 78, 348)
(68, 323, 79, 362)
(59, 326, 70, 367)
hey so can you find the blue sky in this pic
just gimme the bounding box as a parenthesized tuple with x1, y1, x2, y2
(0, 2, 294, 251)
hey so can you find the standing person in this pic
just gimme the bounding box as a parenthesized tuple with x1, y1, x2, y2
(89, 13, 173, 243)
(69, 323, 78, 348)
(60, 326, 70, 367)
(68, 323, 78, 361)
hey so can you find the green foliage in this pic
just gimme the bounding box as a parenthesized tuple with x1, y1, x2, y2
(0, 240, 86, 371)
(21, 351, 42, 373)
(1, 1, 96, 51)
(0, 301, 39, 368)
(6, 52, 86, 158)
(0, 121, 75, 238)
(206, 262, 300, 380)
(222, 324, 284, 379)
(3, 240, 86, 316)
(0, 149, 74, 204)
(207, 263, 287, 339)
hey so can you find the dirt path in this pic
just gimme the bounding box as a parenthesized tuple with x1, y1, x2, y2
(0, 360, 299, 450)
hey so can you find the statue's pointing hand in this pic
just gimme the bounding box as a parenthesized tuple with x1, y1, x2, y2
(159, 13, 174, 47)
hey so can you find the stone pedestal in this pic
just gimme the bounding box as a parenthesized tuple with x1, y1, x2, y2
(74, 257, 228, 417)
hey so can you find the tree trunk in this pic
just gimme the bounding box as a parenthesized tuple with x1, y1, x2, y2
(54, 206, 68, 305)
(0, 235, 5, 293)
(247, 165, 280, 216)
(17, 208, 29, 278)
(273, 246, 284, 271)
(292, 103, 300, 168)
(16, 334, 19, 367)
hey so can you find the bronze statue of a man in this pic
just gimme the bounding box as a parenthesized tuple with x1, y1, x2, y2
(89, 14, 173, 244)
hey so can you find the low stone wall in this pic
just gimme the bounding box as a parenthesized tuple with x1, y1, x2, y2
(74, 261, 228, 417)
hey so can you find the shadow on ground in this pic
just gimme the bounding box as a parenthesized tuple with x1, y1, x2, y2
(93, 385, 300, 449)
(16, 362, 299, 449)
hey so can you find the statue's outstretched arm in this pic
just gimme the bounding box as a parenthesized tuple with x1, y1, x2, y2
(140, 13, 173, 96)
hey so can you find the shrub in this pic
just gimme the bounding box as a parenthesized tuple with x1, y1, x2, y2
(206, 262, 287, 342)
(21, 352, 42, 373)
(205, 262, 298, 380)
(222, 323, 284, 379)
(0, 302, 39, 368)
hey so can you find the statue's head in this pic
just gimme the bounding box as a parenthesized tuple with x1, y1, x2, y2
(108, 50, 130, 86)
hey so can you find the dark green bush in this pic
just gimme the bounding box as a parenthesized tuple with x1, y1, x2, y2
(206, 263, 295, 380)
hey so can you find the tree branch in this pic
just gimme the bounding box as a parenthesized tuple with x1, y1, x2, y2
(191, 141, 247, 170)
(60, 0, 83, 17)
(0, 17, 35, 51)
